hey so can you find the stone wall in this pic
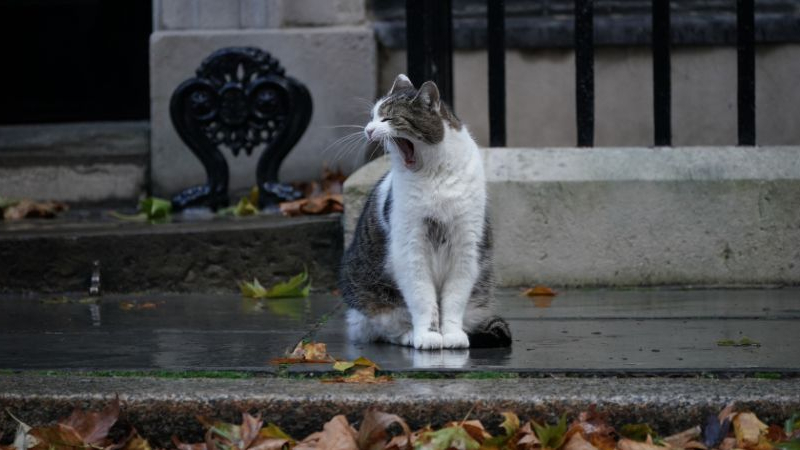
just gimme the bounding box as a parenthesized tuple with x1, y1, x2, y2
(149, 0, 376, 197)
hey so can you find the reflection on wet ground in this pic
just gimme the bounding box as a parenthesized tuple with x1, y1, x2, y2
(1, 288, 798, 373)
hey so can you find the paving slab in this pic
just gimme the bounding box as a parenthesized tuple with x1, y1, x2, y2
(1, 375, 799, 447)
(306, 288, 800, 374)
(0, 292, 341, 371)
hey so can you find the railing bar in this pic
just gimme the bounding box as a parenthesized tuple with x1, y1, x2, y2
(488, 0, 506, 147)
(652, 0, 672, 146)
(575, 0, 594, 147)
(405, 0, 425, 93)
(737, 0, 756, 146)
(404, 0, 454, 108)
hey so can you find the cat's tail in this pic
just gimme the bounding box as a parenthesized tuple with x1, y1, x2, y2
(468, 316, 512, 348)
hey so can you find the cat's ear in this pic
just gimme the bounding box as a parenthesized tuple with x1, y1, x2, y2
(388, 74, 414, 95)
(413, 81, 440, 112)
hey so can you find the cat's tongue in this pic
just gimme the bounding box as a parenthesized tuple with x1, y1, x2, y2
(395, 138, 415, 168)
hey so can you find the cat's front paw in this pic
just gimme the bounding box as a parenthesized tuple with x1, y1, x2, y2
(413, 331, 443, 350)
(442, 330, 470, 349)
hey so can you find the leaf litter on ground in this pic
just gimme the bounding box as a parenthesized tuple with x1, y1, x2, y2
(239, 270, 311, 299)
(109, 197, 172, 224)
(1, 199, 68, 221)
(4, 400, 799, 450)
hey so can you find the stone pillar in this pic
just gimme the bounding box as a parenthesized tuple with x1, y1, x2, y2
(149, 0, 375, 197)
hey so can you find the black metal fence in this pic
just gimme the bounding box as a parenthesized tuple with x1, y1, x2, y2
(404, 0, 757, 147)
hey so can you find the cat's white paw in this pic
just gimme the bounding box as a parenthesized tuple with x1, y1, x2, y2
(442, 330, 470, 349)
(413, 331, 443, 350)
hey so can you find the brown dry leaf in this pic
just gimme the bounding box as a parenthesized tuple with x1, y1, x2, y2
(566, 432, 600, 450)
(663, 426, 702, 449)
(272, 341, 335, 364)
(325, 366, 392, 384)
(517, 422, 541, 449)
(3, 200, 68, 221)
(248, 439, 290, 450)
(733, 413, 768, 448)
(50, 397, 119, 447)
(523, 286, 558, 297)
(617, 437, 665, 450)
(279, 194, 343, 217)
(357, 409, 411, 450)
(442, 420, 491, 444)
(718, 437, 736, 450)
(121, 431, 152, 450)
(294, 415, 358, 450)
(29, 425, 84, 450)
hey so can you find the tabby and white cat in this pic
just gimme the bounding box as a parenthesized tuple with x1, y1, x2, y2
(339, 74, 511, 350)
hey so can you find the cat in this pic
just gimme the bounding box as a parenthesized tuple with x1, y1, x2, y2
(338, 74, 512, 350)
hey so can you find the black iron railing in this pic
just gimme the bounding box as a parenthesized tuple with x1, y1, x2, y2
(404, 0, 758, 147)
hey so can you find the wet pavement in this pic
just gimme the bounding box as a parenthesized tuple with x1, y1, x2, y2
(1, 288, 799, 374)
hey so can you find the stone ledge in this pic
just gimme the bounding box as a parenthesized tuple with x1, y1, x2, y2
(0, 376, 797, 447)
(0, 122, 149, 203)
(343, 146, 800, 287)
(0, 215, 342, 293)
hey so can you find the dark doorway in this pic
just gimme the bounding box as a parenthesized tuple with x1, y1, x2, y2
(0, 0, 152, 124)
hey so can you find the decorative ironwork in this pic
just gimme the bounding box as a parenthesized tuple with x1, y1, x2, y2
(170, 47, 312, 210)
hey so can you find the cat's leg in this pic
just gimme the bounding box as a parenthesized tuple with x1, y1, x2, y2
(439, 244, 480, 349)
(391, 238, 443, 350)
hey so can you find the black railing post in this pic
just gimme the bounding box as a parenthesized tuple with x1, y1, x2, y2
(652, 0, 672, 146)
(487, 0, 506, 147)
(406, 0, 454, 108)
(737, 0, 756, 146)
(575, 0, 594, 147)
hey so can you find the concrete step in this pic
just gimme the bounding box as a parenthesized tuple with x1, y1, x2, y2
(0, 375, 797, 448)
(0, 121, 149, 204)
(0, 214, 342, 293)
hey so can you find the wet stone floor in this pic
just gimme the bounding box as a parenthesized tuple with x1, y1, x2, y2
(1, 288, 799, 374)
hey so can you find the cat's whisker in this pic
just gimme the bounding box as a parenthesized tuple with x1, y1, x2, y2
(324, 124, 366, 130)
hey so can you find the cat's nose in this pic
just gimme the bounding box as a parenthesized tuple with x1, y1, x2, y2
(365, 128, 375, 140)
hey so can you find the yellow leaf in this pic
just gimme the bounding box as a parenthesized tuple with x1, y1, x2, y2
(733, 413, 768, 448)
(333, 361, 355, 372)
(523, 286, 557, 297)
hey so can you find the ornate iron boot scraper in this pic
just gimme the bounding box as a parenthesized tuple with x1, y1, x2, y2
(169, 47, 312, 210)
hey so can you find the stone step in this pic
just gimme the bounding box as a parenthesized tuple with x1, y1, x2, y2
(0, 214, 342, 293)
(0, 375, 797, 447)
(0, 121, 149, 204)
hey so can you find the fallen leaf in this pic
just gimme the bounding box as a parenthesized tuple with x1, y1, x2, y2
(121, 431, 152, 450)
(3, 200, 68, 221)
(357, 409, 411, 450)
(294, 415, 358, 450)
(59, 396, 119, 446)
(617, 437, 664, 450)
(240, 270, 311, 299)
(523, 286, 558, 297)
(663, 426, 702, 449)
(532, 414, 569, 449)
(172, 436, 207, 450)
(619, 424, 656, 442)
(333, 361, 355, 372)
(716, 338, 761, 347)
(271, 341, 334, 364)
(416, 425, 480, 450)
(233, 196, 259, 217)
(565, 432, 599, 450)
(279, 194, 343, 217)
(733, 413, 768, 448)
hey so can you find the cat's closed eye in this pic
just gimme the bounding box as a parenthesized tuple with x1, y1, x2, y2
(381, 117, 393, 122)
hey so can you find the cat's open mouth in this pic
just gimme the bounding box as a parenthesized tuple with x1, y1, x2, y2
(393, 138, 415, 168)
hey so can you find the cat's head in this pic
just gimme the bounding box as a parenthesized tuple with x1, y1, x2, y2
(364, 74, 461, 171)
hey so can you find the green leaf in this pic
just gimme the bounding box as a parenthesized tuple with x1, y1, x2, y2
(532, 414, 569, 449)
(238, 270, 311, 299)
(776, 440, 800, 450)
(139, 197, 172, 223)
(415, 426, 480, 450)
(262, 270, 311, 298)
(260, 423, 294, 443)
(239, 279, 268, 298)
(619, 423, 656, 442)
(233, 197, 258, 217)
(786, 413, 800, 434)
(333, 361, 355, 372)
